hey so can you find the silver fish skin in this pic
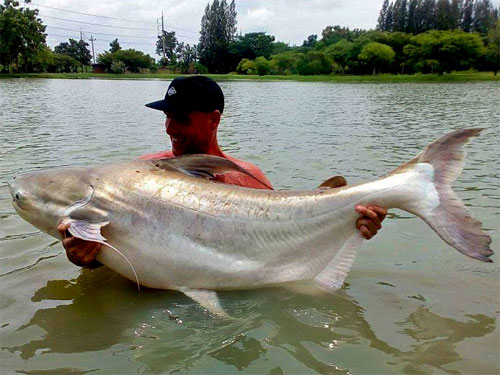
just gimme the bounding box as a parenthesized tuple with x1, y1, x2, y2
(8, 129, 493, 296)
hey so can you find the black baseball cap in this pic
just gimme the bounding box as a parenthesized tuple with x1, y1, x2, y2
(145, 75, 224, 114)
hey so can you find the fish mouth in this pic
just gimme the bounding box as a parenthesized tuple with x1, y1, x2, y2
(7, 180, 17, 203)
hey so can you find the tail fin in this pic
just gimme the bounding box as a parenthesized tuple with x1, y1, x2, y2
(392, 128, 493, 262)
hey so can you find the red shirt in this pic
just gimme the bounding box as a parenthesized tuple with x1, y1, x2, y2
(139, 151, 273, 190)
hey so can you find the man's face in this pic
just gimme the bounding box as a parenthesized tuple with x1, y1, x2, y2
(164, 111, 215, 156)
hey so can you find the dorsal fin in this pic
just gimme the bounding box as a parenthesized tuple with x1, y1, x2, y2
(151, 155, 272, 189)
(317, 176, 347, 189)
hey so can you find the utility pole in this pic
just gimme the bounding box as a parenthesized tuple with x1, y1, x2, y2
(89, 35, 96, 64)
(161, 11, 166, 61)
(80, 29, 84, 41)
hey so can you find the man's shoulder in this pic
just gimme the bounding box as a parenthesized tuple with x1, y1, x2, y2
(224, 154, 263, 175)
(222, 153, 273, 189)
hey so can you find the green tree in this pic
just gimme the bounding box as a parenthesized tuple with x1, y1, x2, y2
(406, 0, 419, 33)
(51, 53, 79, 73)
(393, 0, 408, 31)
(450, 0, 463, 29)
(97, 49, 154, 73)
(156, 30, 178, 65)
(462, 0, 474, 31)
(296, 50, 332, 75)
(421, 0, 437, 31)
(436, 0, 452, 30)
(269, 51, 301, 75)
(110, 60, 125, 74)
(0, 0, 46, 72)
(176, 42, 197, 73)
(198, 0, 237, 73)
(236, 58, 256, 74)
(271, 41, 291, 54)
(254, 56, 270, 75)
(321, 25, 364, 45)
(54, 38, 91, 72)
(377, 0, 390, 30)
(358, 41, 396, 74)
(385, 2, 395, 31)
(109, 38, 121, 53)
(18, 43, 52, 72)
(231, 32, 275, 60)
(324, 39, 354, 73)
(302, 34, 318, 48)
(404, 29, 483, 74)
(376, 31, 412, 73)
(473, 0, 495, 34)
(484, 19, 500, 74)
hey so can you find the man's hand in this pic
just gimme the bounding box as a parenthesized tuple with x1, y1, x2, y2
(355, 205, 387, 240)
(57, 222, 102, 268)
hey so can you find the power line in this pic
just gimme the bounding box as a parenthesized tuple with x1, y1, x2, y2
(29, 2, 199, 34)
(45, 25, 198, 41)
(40, 15, 158, 31)
(46, 34, 155, 47)
(31, 2, 157, 24)
(46, 26, 157, 39)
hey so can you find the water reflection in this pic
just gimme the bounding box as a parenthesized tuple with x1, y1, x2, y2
(400, 307, 495, 374)
(6, 269, 166, 359)
(6, 274, 496, 374)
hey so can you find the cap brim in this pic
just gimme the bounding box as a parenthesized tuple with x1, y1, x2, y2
(145, 99, 172, 111)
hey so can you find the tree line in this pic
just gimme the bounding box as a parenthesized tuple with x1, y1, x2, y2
(1, 0, 499, 75)
(377, 0, 499, 34)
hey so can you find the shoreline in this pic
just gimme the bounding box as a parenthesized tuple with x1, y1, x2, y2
(0, 72, 498, 83)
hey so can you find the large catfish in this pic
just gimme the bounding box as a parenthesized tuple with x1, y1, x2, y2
(8, 129, 493, 314)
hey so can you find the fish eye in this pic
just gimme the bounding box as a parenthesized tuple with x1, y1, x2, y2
(15, 193, 20, 200)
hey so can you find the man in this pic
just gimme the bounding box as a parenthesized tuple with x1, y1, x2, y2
(59, 76, 386, 268)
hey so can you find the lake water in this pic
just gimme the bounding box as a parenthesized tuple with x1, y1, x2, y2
(0, 78, 499, 374)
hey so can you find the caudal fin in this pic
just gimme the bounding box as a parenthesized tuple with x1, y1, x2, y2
(393, 128, 493, 262)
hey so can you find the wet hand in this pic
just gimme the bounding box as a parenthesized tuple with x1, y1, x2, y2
(355, 205, 387, 240)
(57, 222, 102, 267)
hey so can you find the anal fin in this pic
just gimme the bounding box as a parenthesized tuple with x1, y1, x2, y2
(315, 233, 363, 291)
(180, 287, 229, 318)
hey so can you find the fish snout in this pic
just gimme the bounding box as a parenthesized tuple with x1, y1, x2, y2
(8, 177, 27, 209)
(7, 177, 17, 201)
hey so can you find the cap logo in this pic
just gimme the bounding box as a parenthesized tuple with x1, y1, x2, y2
(167, 87, 177, 96)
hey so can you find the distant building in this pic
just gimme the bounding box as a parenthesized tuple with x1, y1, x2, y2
(92, 64, 106, 73)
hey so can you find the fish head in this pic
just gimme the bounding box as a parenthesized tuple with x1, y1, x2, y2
(9, 168, 94, 238)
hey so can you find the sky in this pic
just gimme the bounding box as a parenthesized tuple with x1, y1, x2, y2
(26, 0, 500, 61)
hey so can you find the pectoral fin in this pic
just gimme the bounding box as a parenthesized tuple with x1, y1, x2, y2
(315, 233, 363, 291)
(62, 218, 141, 291)
(66, 219, 110, 242)
(180, 287, 229, 318)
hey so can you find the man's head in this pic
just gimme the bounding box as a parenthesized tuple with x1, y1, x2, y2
(145, 76, 225, 156)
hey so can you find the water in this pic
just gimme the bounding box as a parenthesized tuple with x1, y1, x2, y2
(0, 78, 499, 374)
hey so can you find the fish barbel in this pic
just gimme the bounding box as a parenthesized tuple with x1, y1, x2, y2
(8, 129, 493, 313)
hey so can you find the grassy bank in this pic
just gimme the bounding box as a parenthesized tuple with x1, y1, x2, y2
(0, 72, 498, 82)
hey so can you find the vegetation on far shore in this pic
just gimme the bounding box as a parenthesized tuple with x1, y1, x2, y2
(1, 71, 498, 83)
(1, 0, 499, 77)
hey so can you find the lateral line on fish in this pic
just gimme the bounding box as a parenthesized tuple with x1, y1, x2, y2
(128, 182, 401, 223)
